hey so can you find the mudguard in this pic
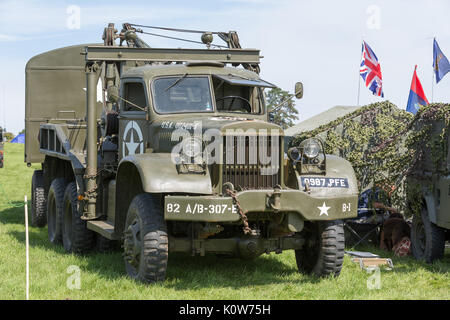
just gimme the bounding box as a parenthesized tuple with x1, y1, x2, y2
(118, 153, 212, 194)
(293, 155, 359, 197)
(423, 193, 438, 225)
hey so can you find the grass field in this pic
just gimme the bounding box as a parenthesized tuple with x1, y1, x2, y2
(0, 143, 449, 300)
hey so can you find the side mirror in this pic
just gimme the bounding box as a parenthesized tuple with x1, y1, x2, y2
(294, 82, 303, 99)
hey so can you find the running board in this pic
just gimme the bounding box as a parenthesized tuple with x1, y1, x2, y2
(87, 220, 119, 240)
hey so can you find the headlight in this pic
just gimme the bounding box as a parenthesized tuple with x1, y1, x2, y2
(301, 138, 321, 158)
(287, 147, 301, 162)
(182, 137, 202, 158)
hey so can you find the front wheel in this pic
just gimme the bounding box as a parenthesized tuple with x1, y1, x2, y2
(411, 207, 445, 263)
(123, 193, 168, 284)
(295, 220, 345, 277)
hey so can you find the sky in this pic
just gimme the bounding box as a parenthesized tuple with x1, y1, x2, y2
(1, 0, 450, 134)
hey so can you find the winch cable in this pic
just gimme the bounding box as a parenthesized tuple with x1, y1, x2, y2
(129, 24, 225, 35)
(130, 23, 260, 73)
(136, 30, 228, 49)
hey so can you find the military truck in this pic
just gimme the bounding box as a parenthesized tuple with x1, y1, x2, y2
(26, 23, 358, 283)
(408, 114, 450, 263)
(0, 126, 4, 168)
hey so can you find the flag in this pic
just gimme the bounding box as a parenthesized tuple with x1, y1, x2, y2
(406, 65, 429, 115)
(360, 41, 384, 97)
(433, 38, 450, 83)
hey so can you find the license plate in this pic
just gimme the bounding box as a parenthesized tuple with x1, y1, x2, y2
(301, 177, 349, 188)
(166, 202, 238, 215)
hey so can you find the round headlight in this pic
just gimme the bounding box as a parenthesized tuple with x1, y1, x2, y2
(288, 147, 301, 162)
(302, 138, 321, 158)
(182, 137, 202, 158)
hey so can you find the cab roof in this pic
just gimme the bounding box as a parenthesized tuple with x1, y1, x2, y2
(121, 63, 261, 81)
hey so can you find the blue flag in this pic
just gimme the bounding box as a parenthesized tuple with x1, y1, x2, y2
(433, 38, 450, 83)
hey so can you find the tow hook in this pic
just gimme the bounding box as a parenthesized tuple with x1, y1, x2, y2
(267, 185, 282, 212)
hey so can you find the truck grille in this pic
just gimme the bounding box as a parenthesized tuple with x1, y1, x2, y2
(222, 135, 281, 189)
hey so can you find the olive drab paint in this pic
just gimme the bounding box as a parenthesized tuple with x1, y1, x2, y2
(25, 22, 359, 282)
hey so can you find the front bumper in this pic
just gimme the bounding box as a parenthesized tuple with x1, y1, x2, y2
(164, 188, 358, 222)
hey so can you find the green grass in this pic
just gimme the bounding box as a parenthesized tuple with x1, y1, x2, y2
(0, 143, 449, 300)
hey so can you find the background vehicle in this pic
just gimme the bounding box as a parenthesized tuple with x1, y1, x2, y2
(408, 113, 450, 263)
(26, 22, 358, 283)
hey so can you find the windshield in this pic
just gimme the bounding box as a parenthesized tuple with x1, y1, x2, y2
(153, 76, 213, 114)
(213, 77, 265, 114)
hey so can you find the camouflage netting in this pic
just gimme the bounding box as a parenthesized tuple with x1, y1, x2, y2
(290, 101, 450, 215)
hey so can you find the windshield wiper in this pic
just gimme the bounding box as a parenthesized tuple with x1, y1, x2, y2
(164, 73, 188, 92)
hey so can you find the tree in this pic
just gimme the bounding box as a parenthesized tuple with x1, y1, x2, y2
(19, 129, 25, 135)
(3, 132, 14, 141)
(266, 88, 299, 129)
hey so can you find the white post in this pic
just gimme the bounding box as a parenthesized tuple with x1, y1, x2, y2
(24, 195, 29, 300)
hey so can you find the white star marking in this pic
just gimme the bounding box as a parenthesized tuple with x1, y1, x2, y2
(318, 202, 331, 216)
(125, 130, 141, 155)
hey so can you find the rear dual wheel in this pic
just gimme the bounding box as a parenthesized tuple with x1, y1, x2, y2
(46, 178, 67, 244)
(46, 178, 94, 253)
(61, 182, 95, 253)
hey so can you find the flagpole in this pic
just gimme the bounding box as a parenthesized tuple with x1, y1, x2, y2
(431, 67, 434, 103)
(431, 37, 435, 103)
(357, 72, 361, 107)
(357, 40, 363, 107)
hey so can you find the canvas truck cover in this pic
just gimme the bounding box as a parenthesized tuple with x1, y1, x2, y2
(25, 44, 101, 164)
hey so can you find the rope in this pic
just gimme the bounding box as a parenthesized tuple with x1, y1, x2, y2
(0, 180, 25, 208)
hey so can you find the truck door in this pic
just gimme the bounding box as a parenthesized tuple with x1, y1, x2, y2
(118, 79, 149, 161)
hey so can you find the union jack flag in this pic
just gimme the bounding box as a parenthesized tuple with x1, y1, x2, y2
(360, 41, 384, 97)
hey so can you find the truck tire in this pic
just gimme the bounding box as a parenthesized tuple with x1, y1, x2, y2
(295, 220, 345, 277)
(411, 207, 445, 263)
(62, 182, 95, 253)
(47, 178, 67, 244)
(31, 170, 47, 227)
(123, 193, 168, 283)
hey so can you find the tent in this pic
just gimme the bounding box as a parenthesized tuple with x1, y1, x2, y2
(10, 133, 25, 144)
(285, 105, 360, 136)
